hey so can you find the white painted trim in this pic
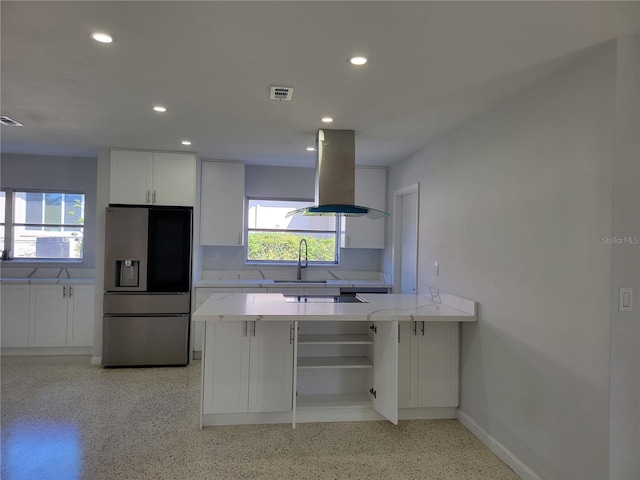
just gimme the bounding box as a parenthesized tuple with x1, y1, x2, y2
(1, 347, 93, 356)
(392, 183, 419, 293)
(457, 409, 541, 480)
(202, 411, 293, 426)
(91, 356, 102, 366)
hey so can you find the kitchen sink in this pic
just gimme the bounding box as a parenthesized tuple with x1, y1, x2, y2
(283, 294, 367, 303)
(273, 280, 327, 284)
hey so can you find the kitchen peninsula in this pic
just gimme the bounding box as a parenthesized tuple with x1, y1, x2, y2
(193, 291, 476, 428)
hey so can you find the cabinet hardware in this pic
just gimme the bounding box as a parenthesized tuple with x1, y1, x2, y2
(289, 323, 294, 344)
(369, 324, 377, 334)
(369, 387, 377, 398)
(243, 321, 248, 337)
(412, 321, 417, 336)
(147, 190, 151, 203)
(69, 285, 73, 297)
(421, 321, 425, 336)
(153, 190, 157, 204)
(251, 321, 256, 337)
(62, 285, 66, 298)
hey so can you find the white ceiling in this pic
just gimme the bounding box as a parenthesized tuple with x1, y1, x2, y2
(2, 1, 638, 167)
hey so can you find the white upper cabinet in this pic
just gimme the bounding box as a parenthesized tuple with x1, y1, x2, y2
(110, 149, 195, 206)
(342, 167, 387, 249)
(199, 161, 245, 246)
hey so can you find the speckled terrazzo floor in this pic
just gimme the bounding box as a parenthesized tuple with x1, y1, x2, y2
(1, 356, 519, 480)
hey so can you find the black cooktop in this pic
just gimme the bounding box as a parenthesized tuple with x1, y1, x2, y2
(283, 295, 367, 303)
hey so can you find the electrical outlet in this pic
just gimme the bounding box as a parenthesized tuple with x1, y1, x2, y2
(213, 252, 220, 261)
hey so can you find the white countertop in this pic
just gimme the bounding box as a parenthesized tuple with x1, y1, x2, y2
(1, 277, 95, 284)
(193, 293, 476, 322)
(194, 279, 391, 288)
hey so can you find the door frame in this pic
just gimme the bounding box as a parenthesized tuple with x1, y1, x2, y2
(392, 183, 420, 294)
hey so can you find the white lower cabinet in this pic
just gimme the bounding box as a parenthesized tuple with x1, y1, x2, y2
(1, 283, 30, 347)
(295, 320, 398, 424)
(398, 321, 459, 408)
(29, 283, 95, 348)
(202, 320, 294, 414)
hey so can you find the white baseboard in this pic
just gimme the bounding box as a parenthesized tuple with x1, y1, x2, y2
(456, 409, 540, 480)
(91, 356, 102, 366)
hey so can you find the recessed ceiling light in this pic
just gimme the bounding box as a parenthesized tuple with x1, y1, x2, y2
(153, 106, 167, 113)
(306, 147, 316, 152)
(349, 56, 368, 66)
(181, 140, 192, 146)
(321, 117, 334, 123)
(91, 32, 113, 44)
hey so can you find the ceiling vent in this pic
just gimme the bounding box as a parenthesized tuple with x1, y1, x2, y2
(269, 86, 293, 101)
(0, 116, 24, 127)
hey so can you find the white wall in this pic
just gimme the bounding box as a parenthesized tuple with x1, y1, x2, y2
(0, 153, 98, 269)
(609, 35, 640, 480)
(385, 40, 636, 479)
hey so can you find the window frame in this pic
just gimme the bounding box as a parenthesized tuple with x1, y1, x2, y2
(0, 188, 86, 263)
(244, 196, 340, 265)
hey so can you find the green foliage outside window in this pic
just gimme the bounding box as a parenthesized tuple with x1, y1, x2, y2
(247, 232, 335, 262)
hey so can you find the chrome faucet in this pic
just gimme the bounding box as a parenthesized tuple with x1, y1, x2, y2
(297, 238, 308, 281)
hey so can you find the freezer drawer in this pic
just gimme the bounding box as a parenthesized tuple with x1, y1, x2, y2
(103, 293, 190, 314)
(102, 315, 189, 367)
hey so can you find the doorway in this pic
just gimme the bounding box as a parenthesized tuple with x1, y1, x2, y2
(393, 184, 419, 294)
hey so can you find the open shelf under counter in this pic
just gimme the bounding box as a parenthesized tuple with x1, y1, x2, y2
(296, 393, 371, 409)
(297, 356, 373, 369)
(297, 334, 373, 345)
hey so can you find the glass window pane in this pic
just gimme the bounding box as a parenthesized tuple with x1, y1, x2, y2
(13, 226, 84, 259)
(247, 231, 336, 262)
(63, 194, 84, 226)
(248, 199, 335, 231)
(44, 193, 62, 225)
(0, 191, 5, 224)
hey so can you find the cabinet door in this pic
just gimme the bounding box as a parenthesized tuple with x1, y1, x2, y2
(248, 321, 294, 412)
(193, 288, 240, 353)
(398, 321, 418, 408)
(202, 321, 250, 414)
(199, 162, 245, 246)
(152, 153, 195, 206)
(29, 284, 68, 347)
(67, 284, 95, 347)
(417, 323, 459, 407)
(109, 150, 153, 204)
(1, 284, 30, 347)
(372, 321, 398, 424)
(343, 168, 387, 249)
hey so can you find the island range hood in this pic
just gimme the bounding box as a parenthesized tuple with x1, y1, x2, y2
(286, 129, 389, 219)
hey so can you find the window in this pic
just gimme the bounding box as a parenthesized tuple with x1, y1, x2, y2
(246, 198, 339, 264)
(1, 189, 85, 260)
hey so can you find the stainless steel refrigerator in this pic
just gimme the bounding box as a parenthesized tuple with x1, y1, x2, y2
(102, 206, 192, 367)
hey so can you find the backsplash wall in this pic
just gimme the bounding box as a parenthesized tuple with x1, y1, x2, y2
(201, 246, 382, 272)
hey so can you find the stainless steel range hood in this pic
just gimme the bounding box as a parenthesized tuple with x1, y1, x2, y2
(286, 129, 389, 219)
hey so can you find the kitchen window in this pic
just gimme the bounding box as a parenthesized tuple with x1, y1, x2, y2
(1, 189, 85, 260)
(246, 198, 339, 264)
